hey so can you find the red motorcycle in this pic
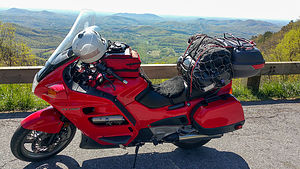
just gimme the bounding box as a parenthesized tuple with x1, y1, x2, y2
(10, 11, 261, 166)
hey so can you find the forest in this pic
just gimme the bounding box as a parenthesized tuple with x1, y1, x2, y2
(253, 20, 300, 61)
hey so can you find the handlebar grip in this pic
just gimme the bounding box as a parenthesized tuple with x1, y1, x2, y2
(107, 69, 128, 84)
(96, 63, 127, 84)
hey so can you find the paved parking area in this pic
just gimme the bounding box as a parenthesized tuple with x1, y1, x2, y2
(0, 99, 299, 169)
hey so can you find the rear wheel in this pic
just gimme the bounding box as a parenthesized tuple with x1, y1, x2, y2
(10, 123, 76, 162)
(173, 139, 211, 149)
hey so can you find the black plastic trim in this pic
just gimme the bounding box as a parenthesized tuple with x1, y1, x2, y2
(150, 115, 188, 127)
(99, 135, 131, 144)
(168, 103, 185, 110)
(129, 128, 153, 145)
(193, 120, 245, 135)
(114, 69, 139, 72)
(126, 62, 141, 65)
(82, 107, 95, 114)
(79, 133, 119, 149)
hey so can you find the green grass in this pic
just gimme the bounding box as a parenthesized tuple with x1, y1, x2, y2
(232, 78, 300, 101)
(259, 81, 300, 99)
(232, 85, 259, 101)
(0, 78, 299, 111)
(0, 84, 48, 112)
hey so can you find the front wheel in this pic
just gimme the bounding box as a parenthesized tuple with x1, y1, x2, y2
(10, 123, 76, 162)
(173, 139, 211, 149)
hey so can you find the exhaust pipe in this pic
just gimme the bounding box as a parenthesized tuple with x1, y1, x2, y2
(179, 134, 223, 141)
(90, 115, 125, 125)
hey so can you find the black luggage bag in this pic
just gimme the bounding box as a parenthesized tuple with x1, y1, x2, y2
(177, 33, 265, 95)
(217, 33, 265, 78)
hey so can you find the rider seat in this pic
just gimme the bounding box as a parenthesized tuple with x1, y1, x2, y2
(135, 76, 215, 109)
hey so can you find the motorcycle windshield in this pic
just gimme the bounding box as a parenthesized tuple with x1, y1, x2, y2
(36, 10, 97, 82)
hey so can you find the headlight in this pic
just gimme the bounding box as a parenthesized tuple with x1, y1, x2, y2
(32, 74, 39, 93)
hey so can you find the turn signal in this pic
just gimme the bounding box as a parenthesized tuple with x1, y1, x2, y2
(47, 84, 65, 98)
(229, 88, 233, 94)
(47, 88, 57, 98)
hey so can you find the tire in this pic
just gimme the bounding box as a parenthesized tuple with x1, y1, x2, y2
(10, 123, 76, 162)
(173, 139, 211, 149)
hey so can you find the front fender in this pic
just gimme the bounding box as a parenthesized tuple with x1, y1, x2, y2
(21, 106, 64, 133)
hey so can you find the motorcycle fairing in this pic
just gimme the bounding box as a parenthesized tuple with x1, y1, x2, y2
(21, 106, 64, 133)
(20, 58, 78, 134)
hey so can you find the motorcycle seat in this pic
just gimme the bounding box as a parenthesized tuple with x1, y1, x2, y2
(135, 76, 213, 109)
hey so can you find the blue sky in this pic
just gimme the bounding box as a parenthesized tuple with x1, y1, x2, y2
(1, 0, 299, 20)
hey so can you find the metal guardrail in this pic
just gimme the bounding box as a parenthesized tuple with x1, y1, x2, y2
(1, 62, 300, 91)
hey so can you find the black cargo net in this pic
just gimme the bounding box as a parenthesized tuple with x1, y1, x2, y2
(179, 35, 233, 96)
(190, 45, 232, 94)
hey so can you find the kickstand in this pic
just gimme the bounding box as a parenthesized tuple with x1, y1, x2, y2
(132, 143, 143, 169)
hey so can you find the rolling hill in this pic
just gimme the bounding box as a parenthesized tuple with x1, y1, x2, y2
(0, 8, 283, 64)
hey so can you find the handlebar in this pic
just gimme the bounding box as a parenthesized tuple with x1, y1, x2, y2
(95, 63, 128, 84)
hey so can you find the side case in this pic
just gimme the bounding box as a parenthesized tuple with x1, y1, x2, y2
(231, 47, 265, 78)
(217, 34, 265, 78)
(191, 95, 245, 135)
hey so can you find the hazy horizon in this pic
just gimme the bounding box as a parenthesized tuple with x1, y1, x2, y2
(0, 7, 293, 23)
(1, 0, 299, 21)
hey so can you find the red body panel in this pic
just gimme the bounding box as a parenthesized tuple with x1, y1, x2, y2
(65, 90, 138, 145)
(21, 106, 63, 133)
(97, 77, 148, 106)
(193, 96, 245, 128)
(125, 99, 201, 129)
(24, 56, 245, 146)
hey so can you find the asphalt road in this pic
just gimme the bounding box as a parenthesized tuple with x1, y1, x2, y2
(0, 99, 299, 169)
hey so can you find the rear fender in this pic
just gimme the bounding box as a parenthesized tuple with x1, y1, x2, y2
(21, 106, 64, 133)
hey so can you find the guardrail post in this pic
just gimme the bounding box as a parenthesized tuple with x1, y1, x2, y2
(246, 76, 261, 92)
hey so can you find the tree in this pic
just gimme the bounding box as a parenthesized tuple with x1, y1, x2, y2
(254, 19, 300, 62)
(0, 22, 36, 66)
(271, 28, 300, 61)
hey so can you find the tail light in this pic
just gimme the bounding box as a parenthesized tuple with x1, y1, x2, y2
(234, 124, 243, 130)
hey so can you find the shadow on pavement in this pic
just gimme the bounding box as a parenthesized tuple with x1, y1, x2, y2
(0, 112, 32, 119)
(241, 98, 300, 106)
(23, 146, 249, 169)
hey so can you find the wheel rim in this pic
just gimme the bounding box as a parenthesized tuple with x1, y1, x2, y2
(20, 124, 73, 159)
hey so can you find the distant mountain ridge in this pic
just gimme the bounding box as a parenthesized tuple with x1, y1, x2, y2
(0, 8, 281, 32)
(0, 8, 283, 63)
(113, 13, 162, 20)
(0, 8, 76, 29)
